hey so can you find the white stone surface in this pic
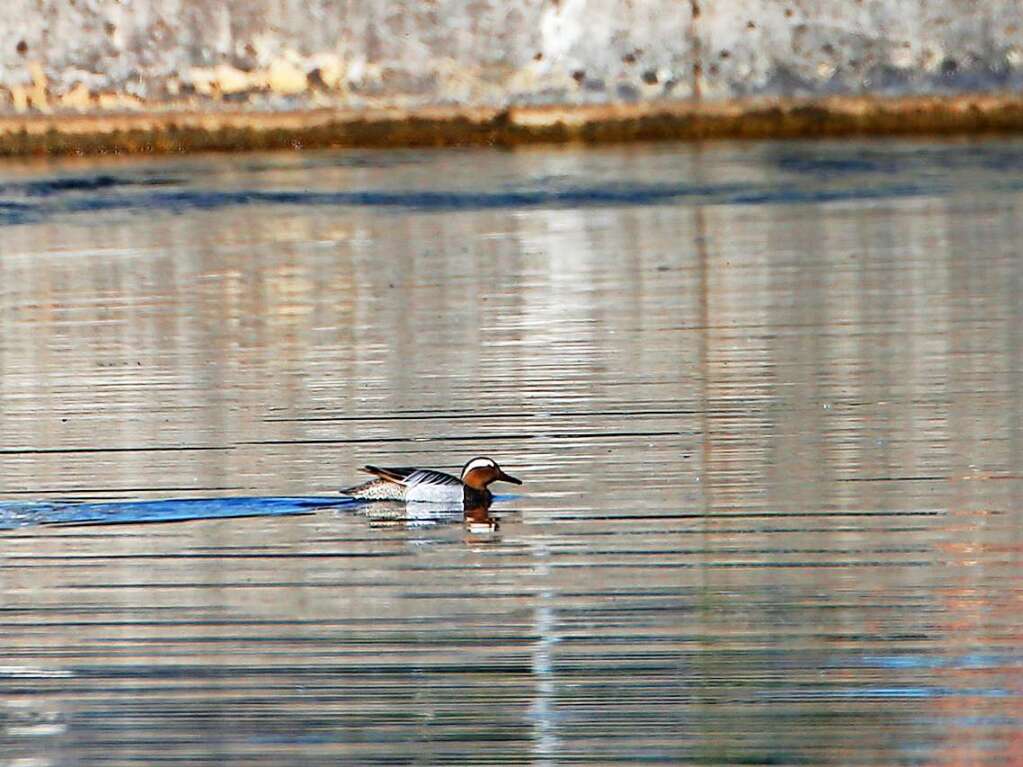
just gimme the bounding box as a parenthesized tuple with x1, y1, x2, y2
(0, 0, 1019, 113)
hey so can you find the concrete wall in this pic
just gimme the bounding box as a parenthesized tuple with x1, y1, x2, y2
(1, 0, 1022, 114)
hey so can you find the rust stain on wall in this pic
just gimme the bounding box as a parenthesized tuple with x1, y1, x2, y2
(688, 0, 702, 101)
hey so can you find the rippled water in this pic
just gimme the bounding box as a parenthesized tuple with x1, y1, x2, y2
(2, 140, 1023, 764)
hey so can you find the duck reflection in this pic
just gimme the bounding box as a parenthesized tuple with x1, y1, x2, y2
(463, 501, 500, 531)
(357, 497, 500, 532)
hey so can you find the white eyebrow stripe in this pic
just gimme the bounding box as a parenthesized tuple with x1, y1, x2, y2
(462, 458, 497, 474)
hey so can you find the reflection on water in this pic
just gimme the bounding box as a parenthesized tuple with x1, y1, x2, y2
(3, 140, 1023, 764)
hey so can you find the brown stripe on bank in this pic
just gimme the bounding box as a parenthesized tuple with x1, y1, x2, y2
(3, 94, 1023, 156)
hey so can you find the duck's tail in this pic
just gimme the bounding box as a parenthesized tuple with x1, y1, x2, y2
(339, 478, 406, 501)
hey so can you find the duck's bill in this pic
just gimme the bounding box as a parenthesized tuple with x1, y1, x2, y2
(498, 471, 522, 485)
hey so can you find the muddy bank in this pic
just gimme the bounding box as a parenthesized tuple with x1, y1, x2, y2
(0, 94, 1021, 156)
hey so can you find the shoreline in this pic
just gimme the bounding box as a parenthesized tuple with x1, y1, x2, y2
(2, 93, 1023, 156)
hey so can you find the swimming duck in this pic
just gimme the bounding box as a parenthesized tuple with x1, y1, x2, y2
(340, 456, 521, 505)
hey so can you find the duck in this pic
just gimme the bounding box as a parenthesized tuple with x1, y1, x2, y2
(340, 456, 521, 506)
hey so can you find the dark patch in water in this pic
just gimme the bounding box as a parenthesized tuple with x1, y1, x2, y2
(11, 140, 1023, 226)
(729, 183, 944, 206)
(0, 179, 952, 226)
(238, 151, 431, 173)
(66, 183, 747, 213)
(773, 151, 905, 176)
(0, 173, 183, 198)
(771, 144, 1023, 178)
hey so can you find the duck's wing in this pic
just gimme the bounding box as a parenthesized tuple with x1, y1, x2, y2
(362, 466, 462, 488)
(404, 469, 463, 488)
(361, 465, 418, 484)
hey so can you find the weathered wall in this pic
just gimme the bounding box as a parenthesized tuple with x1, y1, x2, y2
(1, 0, 1022, 115)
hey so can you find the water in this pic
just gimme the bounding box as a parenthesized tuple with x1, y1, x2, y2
(2, 139, 1023, 765)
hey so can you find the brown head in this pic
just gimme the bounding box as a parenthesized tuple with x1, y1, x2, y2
(460, 457, 522, 491)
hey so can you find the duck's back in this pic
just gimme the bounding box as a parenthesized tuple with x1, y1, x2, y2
(341, 467, 465, 503)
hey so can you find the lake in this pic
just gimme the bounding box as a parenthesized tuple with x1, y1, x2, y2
(2, 140, 1023, 764)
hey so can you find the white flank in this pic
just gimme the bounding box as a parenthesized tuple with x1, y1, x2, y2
(406, 482, 464, 503)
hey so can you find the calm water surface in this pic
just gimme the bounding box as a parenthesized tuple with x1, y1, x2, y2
(2, 140, 1023, 764)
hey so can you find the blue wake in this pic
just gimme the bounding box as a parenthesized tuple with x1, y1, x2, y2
(0, 496, 358, 529)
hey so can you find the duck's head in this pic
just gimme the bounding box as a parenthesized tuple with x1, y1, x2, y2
(460, 457, 522, 491)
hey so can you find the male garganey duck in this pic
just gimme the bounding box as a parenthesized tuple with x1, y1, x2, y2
(341, 456, 521, 506)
